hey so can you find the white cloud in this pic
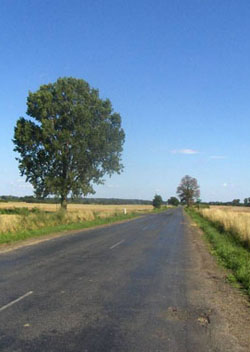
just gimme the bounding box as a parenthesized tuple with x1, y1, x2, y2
(171, 149, 199, 155)
(223, 183, 228, 187)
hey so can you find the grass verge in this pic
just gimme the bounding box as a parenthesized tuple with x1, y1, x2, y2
(152, 206, 172, 213)
(0, 212, 141, 245)
(186, 207, 250, 297)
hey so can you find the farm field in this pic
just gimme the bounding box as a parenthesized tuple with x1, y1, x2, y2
(0, 201, 153, 213)
(198, 206, 250, 247)
(0, 202, 153, 236)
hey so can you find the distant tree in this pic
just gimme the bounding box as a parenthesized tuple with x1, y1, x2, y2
(232, 199, 240, 206)
(244, 198, 250, 206)
(13, 77, 125, 210)
(152, 194, 163, 209)
(176, 175, 200, 207)
(168, 196, 179, 206)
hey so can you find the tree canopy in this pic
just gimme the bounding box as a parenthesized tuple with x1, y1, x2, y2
(152, 194, 163, 209)
(168, 196, 179, 206)
(13, 77, 125, 209)
(176, 175, 200, 206)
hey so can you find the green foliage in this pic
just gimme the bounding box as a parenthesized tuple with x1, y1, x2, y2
(167, 196, 179, 206)
(152, 194, 163, 209)
(186, 208, 250, 297)
(13, 77, 125, 209)
(244, 197, 250, 206)
(177, 175, 200, 206)
(232, 199, 241, 206)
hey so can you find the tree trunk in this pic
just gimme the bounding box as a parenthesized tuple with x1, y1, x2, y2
(61, 196, 67, 210)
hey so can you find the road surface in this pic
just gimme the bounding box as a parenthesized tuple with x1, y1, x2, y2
(0, 208, 249, 351)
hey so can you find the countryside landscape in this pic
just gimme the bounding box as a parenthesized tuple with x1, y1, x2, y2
(1, 1, 250, 352)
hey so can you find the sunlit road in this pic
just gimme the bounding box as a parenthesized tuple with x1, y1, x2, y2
(0, 208, 222, 351)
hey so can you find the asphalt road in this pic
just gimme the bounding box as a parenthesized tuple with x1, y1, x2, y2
(0, 208, 228, 351)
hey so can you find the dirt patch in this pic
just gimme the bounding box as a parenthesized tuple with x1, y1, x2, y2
(184, 211, 250, 352)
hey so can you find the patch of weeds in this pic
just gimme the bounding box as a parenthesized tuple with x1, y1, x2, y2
(225, 273, 241, 287)
(186, 208, 250, 298)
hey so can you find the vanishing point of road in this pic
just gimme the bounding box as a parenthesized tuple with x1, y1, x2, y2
(0, 208, 249, 352)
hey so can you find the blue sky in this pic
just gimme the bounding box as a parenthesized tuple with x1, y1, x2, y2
(1, 0, 250, 202)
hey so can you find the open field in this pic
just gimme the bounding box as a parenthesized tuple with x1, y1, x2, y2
(211, 205, 250, 213)
(0, 202, 153, 237)
(198, 206, 250, 247)
(0, 202, 153, 213)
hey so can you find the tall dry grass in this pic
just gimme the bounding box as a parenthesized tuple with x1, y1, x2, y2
(198, 206, 250, 247)
(0, 202, 152, 213)
(0, 203, 153, 235)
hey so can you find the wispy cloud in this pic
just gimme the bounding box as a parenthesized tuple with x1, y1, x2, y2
(210, 155, 226, 160)
(171, 149, 199, 155)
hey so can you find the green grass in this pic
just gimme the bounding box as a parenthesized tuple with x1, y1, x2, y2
(152, 206, 172, 213)
(186, 207, 250, 297)
(0, 212, 141, 245)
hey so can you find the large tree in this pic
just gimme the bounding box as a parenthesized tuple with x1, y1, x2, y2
(13, 77, 125, 209)
(176, 175, 200, 206)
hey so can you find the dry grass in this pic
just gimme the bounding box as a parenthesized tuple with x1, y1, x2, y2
(0, 202, 153, 234)
(0, 215, 21, 233)
(198, 206, 250, 247)
(0, 202, 152, 213)
(212, 205, 250, 213)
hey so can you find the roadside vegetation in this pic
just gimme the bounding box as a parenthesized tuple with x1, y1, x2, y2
(152, 194, 163, 209)
(186, 207, 250, 297)
(0, 203, 155, 245)
(167, 196, 179, 206)
(197, 206, 250, 248)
